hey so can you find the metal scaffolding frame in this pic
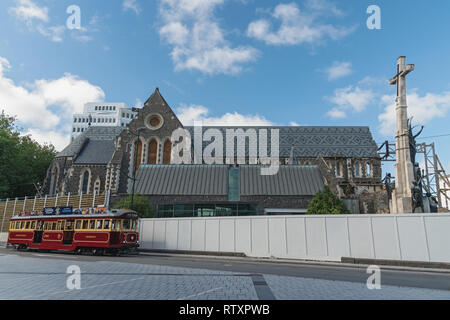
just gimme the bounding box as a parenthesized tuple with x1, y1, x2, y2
(379, 141, 450, 210)
(416, 143, 440, 205)
(435, 155, 450, 210)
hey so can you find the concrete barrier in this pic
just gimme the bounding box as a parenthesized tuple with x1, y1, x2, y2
(139, 214, 450, 263)
(0, 232, 7, 247)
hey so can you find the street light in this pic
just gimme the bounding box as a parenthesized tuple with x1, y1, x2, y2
(127, 127, 146, 210)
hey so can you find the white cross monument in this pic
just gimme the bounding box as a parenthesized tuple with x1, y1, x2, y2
(389, 56, 415, 213)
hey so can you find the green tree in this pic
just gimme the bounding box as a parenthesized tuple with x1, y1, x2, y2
(113, 194, 155, 218)
(306, 186, 350, 215)
(0, 111, 56, 199)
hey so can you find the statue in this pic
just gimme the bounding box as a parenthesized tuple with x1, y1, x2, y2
(408, 118, 423, 165)
(412, 166, 424, 212)
(408, 119, 425, 212)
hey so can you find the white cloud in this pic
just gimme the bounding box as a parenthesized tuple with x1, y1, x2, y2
(326, 107, 347, 119)
(9, 0, 96, 43)
(36, 25, 65, 42)
(323, 61, 352, 81)
(71, 34, 94, 43)
(0, 57, 11, 73)
(247, 2, 354, 46)
(158, 0, 258, 75)
(22, 128, 71, 151)
(0, 57, 105, 150)
(326, 85, 375, 118)
(9, 0, 49, 24)
(123, 0, 141, 15)
(305, 0, 343, 16)
(378, 90, 450, 136)
(160, 22, 189, 46)
(9, 0, 63, 42)
(176, 104, 274, 126)
(134, 98, 143, 108)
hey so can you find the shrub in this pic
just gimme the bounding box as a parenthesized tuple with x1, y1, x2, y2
(306, 186, 350, 215)
(113, 194, 155, 218)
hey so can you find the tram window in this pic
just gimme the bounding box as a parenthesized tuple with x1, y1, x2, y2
(52, 222, 57, 230)
(57, 221, 62, 230)
(82, 220, 88, 230)
(9, 222, 13, 230)
(25, 221, 30, 229)
(122, 219, 130, 230)
(96, 220, 103, 229)
(20, 221, 25, 229)
(65, 221, 73, 231)
(103, 220, 110, 229)
(111, 220, 116, 230)
(31, 221, 36, 229)
(75, 220, 82, 230)
(89, 220, 95, 230)
(14, 221, 19, 229)
(113, 220, 121, 230)
(132, 220, 137, 230)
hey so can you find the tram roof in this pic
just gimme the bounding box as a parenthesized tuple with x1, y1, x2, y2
(10, 209, 138, 220)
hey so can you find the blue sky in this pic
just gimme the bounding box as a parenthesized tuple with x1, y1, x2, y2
(1, 0, 450, 176)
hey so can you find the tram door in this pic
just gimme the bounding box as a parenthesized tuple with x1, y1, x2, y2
(33, 221, 44, 244)
(63, 220, 75, 245)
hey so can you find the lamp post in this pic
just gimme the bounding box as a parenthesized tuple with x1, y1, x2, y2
(128, 127, 146, 210)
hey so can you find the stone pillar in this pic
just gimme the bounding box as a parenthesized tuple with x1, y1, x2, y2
(390, 56, 415, 213)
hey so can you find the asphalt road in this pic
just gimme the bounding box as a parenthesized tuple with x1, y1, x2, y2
(1, 247, 449, 292)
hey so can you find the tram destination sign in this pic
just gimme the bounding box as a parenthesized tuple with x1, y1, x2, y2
(43, 206, 73, 215)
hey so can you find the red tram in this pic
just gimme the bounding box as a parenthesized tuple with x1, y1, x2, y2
(7, 209, 139, 255)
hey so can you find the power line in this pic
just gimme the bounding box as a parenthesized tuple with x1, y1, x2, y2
(417, 133, 450, 140)
(375, 132, 450, 146)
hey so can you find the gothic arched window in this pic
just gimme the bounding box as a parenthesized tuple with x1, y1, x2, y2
(366, 163, 371, 177)
(50, 166, 59, 195)
(354, 163, 361, 177)
(94, 177, 101, 195)
(335, 161, 341, 177)
(81, 170, 90, 194)
(163, 140, 172, 164)
(148, 139, 158, 164)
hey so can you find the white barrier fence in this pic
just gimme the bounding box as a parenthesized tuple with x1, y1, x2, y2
(139, 214, 450, 263)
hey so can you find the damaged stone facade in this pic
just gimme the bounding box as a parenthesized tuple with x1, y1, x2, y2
(42, 88, 384, 213)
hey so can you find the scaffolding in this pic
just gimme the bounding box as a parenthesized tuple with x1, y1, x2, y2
(379, 141, 450, 210)
(435, 154, 450, 209)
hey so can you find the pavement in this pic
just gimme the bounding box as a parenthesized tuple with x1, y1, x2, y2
(0, 248, 449, 300)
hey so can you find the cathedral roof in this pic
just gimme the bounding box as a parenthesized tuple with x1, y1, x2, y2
(73, 140, 116, 164)
(57, 126, 124, 163)
(185, 126, 379, 158)
(144, 87, 171, 107)
(57, 90, 378, 163)
(134, 164, 324, 196)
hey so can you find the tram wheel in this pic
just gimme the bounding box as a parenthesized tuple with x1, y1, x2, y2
(109, 249, 119, 256)
(92, 248, 104, 256)
(17, 244, 27, 251)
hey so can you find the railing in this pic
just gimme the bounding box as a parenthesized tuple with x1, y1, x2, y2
(0, 191, 111, 233)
